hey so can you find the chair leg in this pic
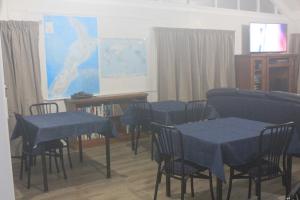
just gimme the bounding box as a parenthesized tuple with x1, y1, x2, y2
(27, 155, 33, 189)
(24, 154, 28, 172)
(153, 165, 162, 200)
(226, 168, 234, 200)
(59, 147, 67, 179)
(131, 126, 135, 151)
(284, 174, 289, 197)
(282, 174, 286, 187)
(256, 181, 261, 200)
(248, 177, 252, 199)
(78, 136, 83, 163)
(191, 176, 195, 197)
(209, 171, 215, 200)
(20, 152, 24, 180)
(66, 139, 73, 169)
(166, 174, 171, 197)
(41, 150, 48, 192)
(33, 156, 37, 166)
(181, 178, 185, 200)
(49, 153, 52, 174)
(54, 150, 60, 174)
(135, 127, 141, 155)
(151, 134, 154, 160)
(286, 155, 293, 196)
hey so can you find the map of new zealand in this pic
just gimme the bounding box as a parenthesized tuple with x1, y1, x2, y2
(44, 16, 100, 99)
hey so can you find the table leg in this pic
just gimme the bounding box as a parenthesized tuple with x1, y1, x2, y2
(166, 175, 171, 197)
(216, 177, 222, 200)
(78, 136, 83, 163)
(130, 126, 135, 151)
(287, 155, 293, 196)
(41, 147, 48, 192)
(105, 136, 111, 178)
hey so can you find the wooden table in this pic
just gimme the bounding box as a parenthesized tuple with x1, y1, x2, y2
(12, 112, 116, 192)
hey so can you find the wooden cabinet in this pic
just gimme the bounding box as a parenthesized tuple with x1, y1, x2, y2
(235, 54, 298, 92)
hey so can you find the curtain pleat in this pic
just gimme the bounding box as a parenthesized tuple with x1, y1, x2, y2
(0, 21, 42, 155)
(154, 27, 235, 101)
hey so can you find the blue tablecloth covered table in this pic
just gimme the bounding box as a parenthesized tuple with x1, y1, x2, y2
(122, 100, 186, 126)
(151, 101, 186, 125)
(175, 117, 272, 181)
(12, 111, 117, 190)
(12, 111, 117, 145)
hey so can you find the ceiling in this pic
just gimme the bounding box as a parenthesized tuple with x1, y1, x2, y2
(281, 0, 300, 11)
(270, 0, 300, 19)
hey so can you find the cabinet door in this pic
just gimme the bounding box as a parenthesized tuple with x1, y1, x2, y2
(267, 56, 293, 92)
(250, 57, 267, 91)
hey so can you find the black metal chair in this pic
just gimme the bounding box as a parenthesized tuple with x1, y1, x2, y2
(16, 113, 67, 190)
(185, 100, 208, 123)
(151, 122, 215, 200)
(30, 103, 73, 170)
(287, 183, 300, 200)
(129, 100, 153, 155)
(226, 122, 295, 200)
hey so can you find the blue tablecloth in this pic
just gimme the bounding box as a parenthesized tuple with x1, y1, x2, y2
(287, 133, 300, 155)
(175, 117, 272, 181)
(12, 112, 117, 145)
(151, 101, 186, 125)
(122, 100, 186, 126)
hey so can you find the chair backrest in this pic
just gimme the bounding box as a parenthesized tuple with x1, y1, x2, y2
(151, 122, 185, 176)
(287, 183, 300, 200)
(130, 100, 153, 126)
(258, 122, 295, 180)
(185, 100, 207, 122)
(14, 113, 35, 151)
(29, 102, 59, 115)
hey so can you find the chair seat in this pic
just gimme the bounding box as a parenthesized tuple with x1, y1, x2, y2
(163, 159, 208, 176)
(25, 140, 64, 155)
(290, 153, 300, 158)
(232, 159, 282, 179)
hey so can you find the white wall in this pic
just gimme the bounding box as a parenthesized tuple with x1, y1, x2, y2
(0, 50, 15, 200)
(5, 0, 297, 104)
(0, 0, 15, 198)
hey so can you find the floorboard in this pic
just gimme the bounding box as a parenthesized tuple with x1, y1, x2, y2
(12, 137, 300, 200)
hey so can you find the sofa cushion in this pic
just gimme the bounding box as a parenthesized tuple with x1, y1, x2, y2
(208, 95, 247, 118)
(206, 88, 238, 98)
(268, 91, 300, 104)
(207, 88, 297, 124)
(237, 89, 267, 98)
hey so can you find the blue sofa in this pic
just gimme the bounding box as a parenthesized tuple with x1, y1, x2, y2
(206, 88, 300, 155)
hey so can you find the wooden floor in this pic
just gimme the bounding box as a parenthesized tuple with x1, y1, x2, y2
(12, 137, 300, 200)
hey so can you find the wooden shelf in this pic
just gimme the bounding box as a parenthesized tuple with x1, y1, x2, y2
(235, 54, 298, 93)
(64, 92, 148, 148)
(268, 63, 290, 68)
(65, 92, 148, 109)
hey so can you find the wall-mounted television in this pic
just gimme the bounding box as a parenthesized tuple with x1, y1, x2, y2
(250, 23, 287, 53)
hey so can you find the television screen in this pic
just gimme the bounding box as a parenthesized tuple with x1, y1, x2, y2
(250, 23, 287, 53)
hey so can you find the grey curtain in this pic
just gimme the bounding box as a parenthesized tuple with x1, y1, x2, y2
(154, 27, 235, 101)
(289, 34, 300, 93)
(0, 21, 42, 155)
